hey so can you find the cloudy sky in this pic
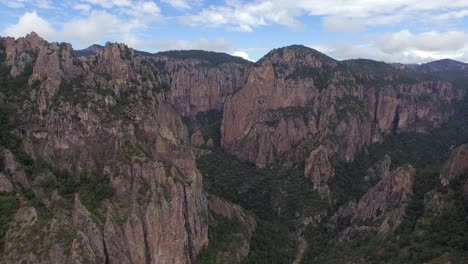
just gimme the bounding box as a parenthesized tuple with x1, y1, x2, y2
(1, 0, 468, 63)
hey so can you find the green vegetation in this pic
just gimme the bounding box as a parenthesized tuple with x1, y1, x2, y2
(198, 213, 245, 264)
(0, 108, 34, 169)
(183, 110, 223, 146)
(197, 149, 327, 263)
(196, 110, 223, 126)
(109, 90, 131, 116)
(0, 194, 18, 248)
(303, 92, 468, 263)
(342, 59, 421, 87)
(46, 168, 115, 215)
(154, 81, 171, 93)
(198, 150, 327, 222)
(196, 79, 468, 263)
(51, 75, 91, 110)
(0, 55, 35, 105)
(286, 65, 333, 91)
(261, 45, 336, 65)
(335, 95, 369, 121)
(302, 172, 468, 264)
(155, 50, 251, 66)
(331, 91, 468, 206)
(243, 219, 297, 264)
(279, 106, 315, 123)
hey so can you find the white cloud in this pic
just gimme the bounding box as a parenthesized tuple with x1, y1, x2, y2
(3, 11, 145, 48)
(82, 0, 131, 9)
(125, 1, 161, 20)
(376, 30, 468, 54)
(232, 50, 251, 61)
(161, 0, 191, 10)
(60, 11, 123, 45)
(435, 9, 468, 20)
(311, 30, 468, 63)
(0, 0, 26, 8)
(2, 0, 165, 49)
(182, 0, 468, 32)
(73, 3, 92, 12)
(182, 1, 302, 32)
(322, 16, 364, 32)
(35, 0, 51, 9)
(0, 0, 52, 9)
(3, 11, 56, 39)
(150, 38, 230, 51)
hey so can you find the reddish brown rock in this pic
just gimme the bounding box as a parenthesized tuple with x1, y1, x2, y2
(440, 144, 468, 186)
(205, 138, 214, 148)
(153, 52, 250, 116)
(191, 129, 205, 147)
(206, 194, 256, 263)
(338, 163, 415, 239)
(0, 33, 210, 264)
(222, 45, 462, 191)
(207, 194, 256, 234)
(2, 149, 31, 189)
(304, 145, 334, 196)
(0, 173, 13, 192)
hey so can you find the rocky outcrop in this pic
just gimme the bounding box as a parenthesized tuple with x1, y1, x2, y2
(337, 161, 415, 238)
(2, 149, 31, 189)
(222, 45, 462, 191)
(207, 194, 256, 235)
(0, 33, 209, 263)
(206, 194, 256, 263)
(304, 145, 334, 196)
(440, 144, 468, 186)
(151, 51, 250, 116)
(191, 129, 205, 147)
(0, 173, 13, 192)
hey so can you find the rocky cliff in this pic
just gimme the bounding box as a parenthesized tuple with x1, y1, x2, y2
(222, 45, 463, 194)
(336, 157, 415, 238)
(440, 144, 468, 187)
(150, 50, 251, 116)
(0, 32, 214, 263)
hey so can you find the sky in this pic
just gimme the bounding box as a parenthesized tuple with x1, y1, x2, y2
(1, 0, 468, 63)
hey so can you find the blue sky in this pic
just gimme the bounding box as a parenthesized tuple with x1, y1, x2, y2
(1, 0, 468, 63)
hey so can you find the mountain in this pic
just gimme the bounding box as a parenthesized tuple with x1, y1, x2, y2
(74, 44, 104, 57)
(0, 32, 253, 263)
(222, 45, 463, 196)
(417, 59, 468, 73)
(150, 50, 251, 117)
(1, 34, 467, 264)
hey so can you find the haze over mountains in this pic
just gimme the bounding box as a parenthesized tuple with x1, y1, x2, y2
(0, 32, 467, 264)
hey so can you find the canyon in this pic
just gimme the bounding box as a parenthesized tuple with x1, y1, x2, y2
(0, 33, 467, 263)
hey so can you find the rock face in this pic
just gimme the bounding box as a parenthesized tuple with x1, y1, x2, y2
(336, 158, 415, 238)
(0, 173, 13, 192)
(440, 144, 468, 186)
(0, 33, 210, 263)
(206, 194, 256, 263)
(151, 51, 251, 116)
(222, 45, 462, 191)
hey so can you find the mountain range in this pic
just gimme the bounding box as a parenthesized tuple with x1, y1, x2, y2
(0, 32, 467, 264)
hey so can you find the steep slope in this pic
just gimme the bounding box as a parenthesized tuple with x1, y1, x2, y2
(0, 32, 213, 263)
(222, 45, 463, 195)
(440, 144, 468, 188)
(417, 59, 468, 74)
(337, 158, 416, 238)
(150, 50, 251, 116)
